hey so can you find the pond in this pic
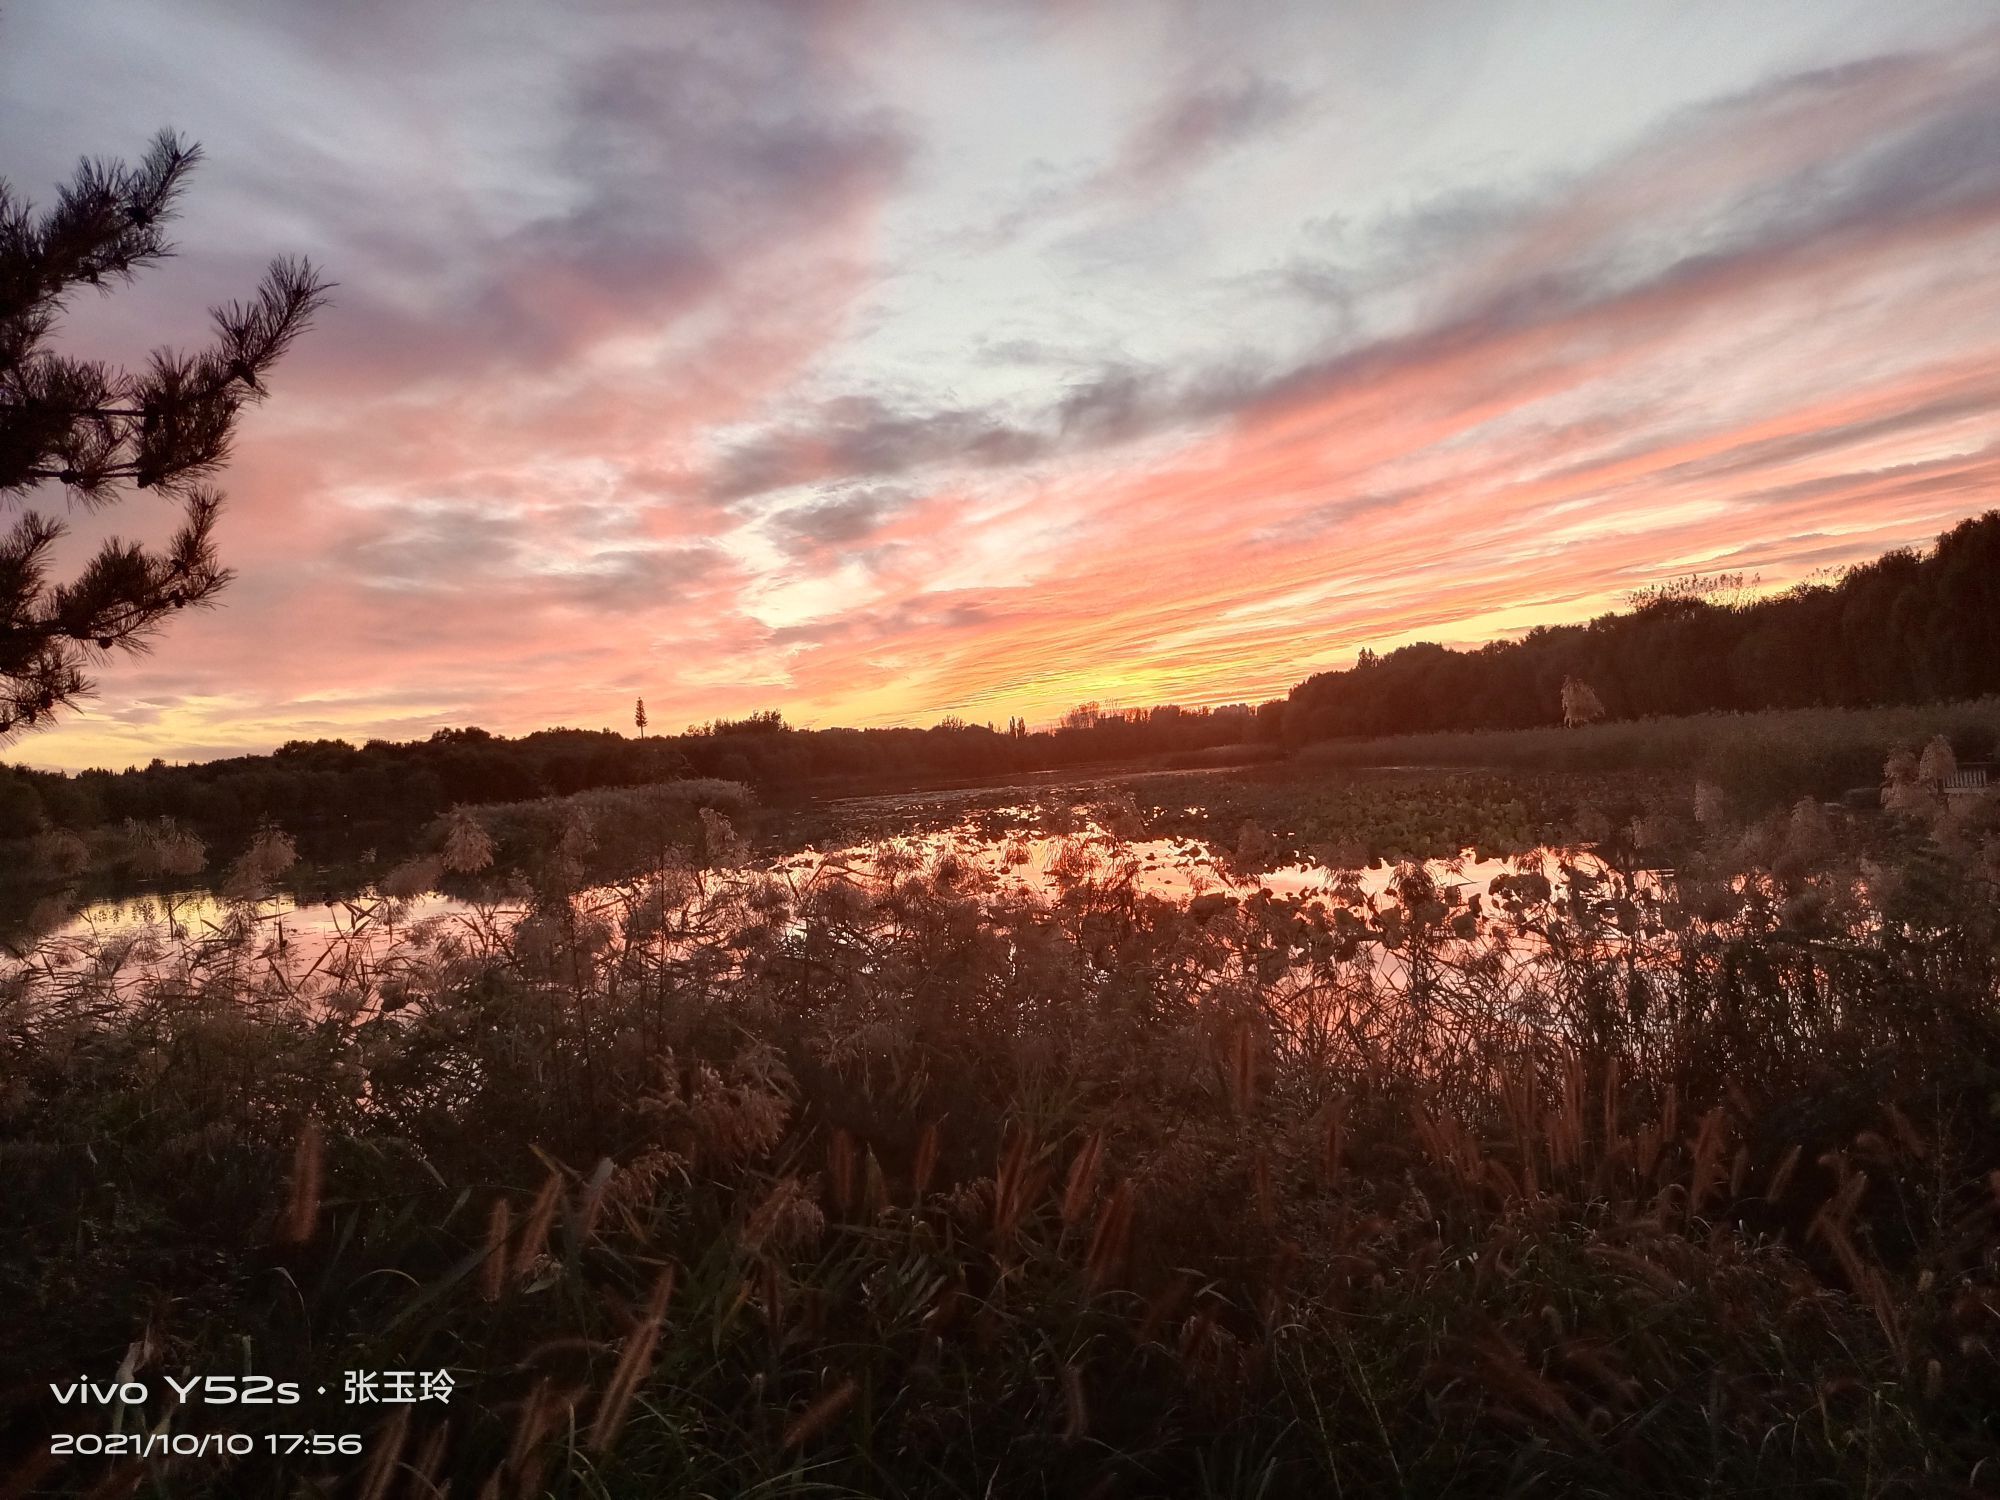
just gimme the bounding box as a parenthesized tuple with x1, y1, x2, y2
(21, 788, 1642, 992)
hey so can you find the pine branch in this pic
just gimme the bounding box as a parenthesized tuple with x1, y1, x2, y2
(0, 132, 322, 741)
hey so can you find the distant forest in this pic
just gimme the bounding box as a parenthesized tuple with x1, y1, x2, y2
(0, 704, 1281, 857)
(1, 510, 1996, 856)
(1284, 509, 2000, 742)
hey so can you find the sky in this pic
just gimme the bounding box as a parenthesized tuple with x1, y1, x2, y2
(5, 0, 2000, 771)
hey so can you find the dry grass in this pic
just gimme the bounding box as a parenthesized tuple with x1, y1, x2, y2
(1298, 697, 2000, 810)
(2, 788, 1998, 1496)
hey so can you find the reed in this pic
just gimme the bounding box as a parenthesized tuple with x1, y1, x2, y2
(4, 771, 1998, 1496)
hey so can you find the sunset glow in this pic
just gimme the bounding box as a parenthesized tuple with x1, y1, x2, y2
(7, 1, 2000, 768)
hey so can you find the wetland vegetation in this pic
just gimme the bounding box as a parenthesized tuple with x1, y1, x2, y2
(5, 728, 1999, 1497)
(8, 52, 2000, 1500)
(8, 528, 2000, 1497)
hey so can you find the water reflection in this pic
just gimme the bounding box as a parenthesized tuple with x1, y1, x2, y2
(28, 803, 1637, 986)
(771, 818, 1603, 906)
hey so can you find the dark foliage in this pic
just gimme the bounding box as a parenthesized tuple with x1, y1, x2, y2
(1287, 510, 2000, 741)
(0, 131, 327, 736)
(3, 785, 1998, 1495)
(0, 705, 1285, 862)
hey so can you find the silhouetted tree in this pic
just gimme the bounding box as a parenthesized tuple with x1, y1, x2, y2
(634, 697, 647, 737)
(1284, 513, 2000, 744)
(1, 130, 327, 737)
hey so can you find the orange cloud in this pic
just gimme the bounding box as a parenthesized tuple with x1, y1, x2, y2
(14, 6, 2000, 767)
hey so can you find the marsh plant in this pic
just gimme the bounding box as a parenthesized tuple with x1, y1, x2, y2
(2, 788, 1998, 1498)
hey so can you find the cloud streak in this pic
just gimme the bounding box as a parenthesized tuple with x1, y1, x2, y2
(4, 2, 2000, 766)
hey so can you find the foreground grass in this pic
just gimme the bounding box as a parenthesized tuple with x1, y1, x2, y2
(3, 784, 1999, 1496)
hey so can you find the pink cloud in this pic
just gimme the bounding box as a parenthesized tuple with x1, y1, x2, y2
(15, 7, 2000, 768)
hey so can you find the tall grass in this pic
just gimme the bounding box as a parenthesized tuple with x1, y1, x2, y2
(1300, 698, 2000, 809)
(2, 785, 1998, 1496)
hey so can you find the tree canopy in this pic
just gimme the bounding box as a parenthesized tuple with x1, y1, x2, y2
(0, 130, 327, 737)
(1286, 511, 2000, 743)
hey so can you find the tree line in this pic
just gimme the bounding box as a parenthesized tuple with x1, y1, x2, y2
(1283, 510, 2000, 745)
(0, 705, 1284, 857)
(5, 512, 1998, 858)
